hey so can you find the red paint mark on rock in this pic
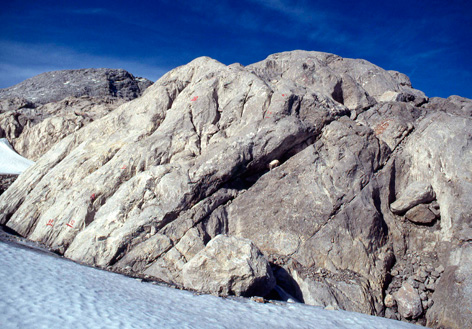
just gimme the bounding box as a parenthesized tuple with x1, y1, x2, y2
(90, 193, 96, 201)
(121, 165, 127, 170)
(191, 96, 199, 101)
(282, 94, 285, 97)
(66, 219, 75, 228)
(374, 120, 391, 136)
(46, 219, 54, 227)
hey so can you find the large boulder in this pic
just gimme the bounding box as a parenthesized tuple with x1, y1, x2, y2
(182, 235, 275, 297)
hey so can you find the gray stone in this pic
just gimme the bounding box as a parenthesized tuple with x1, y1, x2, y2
(0, 68, 152, 105)
(428, 201, 441, 217)
(421, 299, 428, 310)
(390, 182, 436, 214)
(431, 270, 440, 278)
(436, 265, 445, 273)
(385, 308, 399, 320)
(427, 248, 472, 329)
(181, 235, 275, 297)
(356, 102, 419, 151)
(0, 175, 17, 196)
(286, 266, 376, 314)
(407, 277, 420, 289)
(5, 96, 127, 160)
(394, 282, 423, 319)
(423, 95, 472, 117)
(425, 282, 436, 291)
(405, 204, 437, 224)
(419, 283, 426, 292)
(418, 269, 428, 281)
(384, 294, 396, 308)
(427, 299, 434, 309)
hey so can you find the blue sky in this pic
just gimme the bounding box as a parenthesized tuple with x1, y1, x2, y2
(1, 0, 471, 98)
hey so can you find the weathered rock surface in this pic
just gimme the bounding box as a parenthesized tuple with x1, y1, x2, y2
(405, 204, 437, 224)
(0, 69, 152, 160)
(8, 96, 128, 161)
(426, 245, 472, 329)
(0, 68, 152, 105)
(0, 175, 17, 196)
(182, 235, 275, 296)
(0, 50, 470, 328)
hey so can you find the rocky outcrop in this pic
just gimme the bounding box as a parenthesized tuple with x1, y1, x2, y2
(0, 69, 152, 160)
(0, 50, 470, 328)
(427, 245, 472, 329)
(6, 96, 127, 161)
(0, 68, 152, 105)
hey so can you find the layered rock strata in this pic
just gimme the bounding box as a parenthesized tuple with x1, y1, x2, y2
(0, 69, 152, 160)
(0, 51, 470, 328)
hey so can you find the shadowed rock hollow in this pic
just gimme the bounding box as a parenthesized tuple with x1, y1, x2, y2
(0, 50, 470, 328)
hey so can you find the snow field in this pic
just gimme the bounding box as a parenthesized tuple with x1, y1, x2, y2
(0, 138, 34, 175)
(0, 241, 422, 329)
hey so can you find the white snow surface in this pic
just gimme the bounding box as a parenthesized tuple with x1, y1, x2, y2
(0, 138, 34, 174)
(0, 241, 422, 329)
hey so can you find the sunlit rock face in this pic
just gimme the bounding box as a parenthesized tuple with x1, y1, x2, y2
(1, 50, 470, 328)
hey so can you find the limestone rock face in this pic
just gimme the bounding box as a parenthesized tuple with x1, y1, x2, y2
(182, 235, 275, 296)
(0, 50, 470, 327)
(0, 68, 152, 105)
(427, 245, 472, 329)
(0, 69, 152, 160)
(3, 97, 126, 161)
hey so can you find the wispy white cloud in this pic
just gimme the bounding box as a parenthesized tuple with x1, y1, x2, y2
(248, 0, 329, 25)
(244, 0, 354, 48)
(68, 8, 109, 15)
(0, 41, 170, 88)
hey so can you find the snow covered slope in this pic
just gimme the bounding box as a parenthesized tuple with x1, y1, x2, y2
(0, 138, 34, 174)
(0, 240, 422, 329)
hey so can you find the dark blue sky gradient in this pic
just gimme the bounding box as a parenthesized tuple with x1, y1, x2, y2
(1, 0, 471, 98)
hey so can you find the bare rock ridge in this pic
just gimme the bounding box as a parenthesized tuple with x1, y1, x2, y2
(0, 50, 471, 328)
(0, 68, 153, 105)
(0, 68, 153, 161)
